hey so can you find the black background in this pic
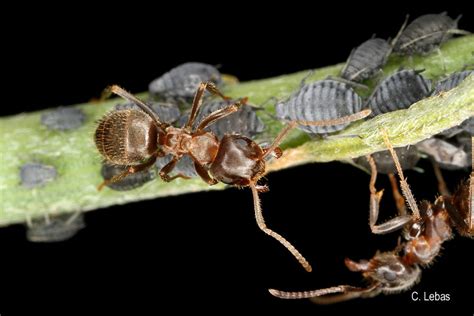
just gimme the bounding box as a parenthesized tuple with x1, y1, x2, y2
(1, 3, 472, 314)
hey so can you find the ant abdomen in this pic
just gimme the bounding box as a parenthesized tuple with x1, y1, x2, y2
(95, 109, 159, 165)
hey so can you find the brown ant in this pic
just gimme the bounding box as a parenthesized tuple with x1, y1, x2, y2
(269, 132, 472, 302)
(94, 81, 371, 272)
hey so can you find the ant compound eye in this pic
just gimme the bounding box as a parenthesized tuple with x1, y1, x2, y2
(408, 222, 423, 239)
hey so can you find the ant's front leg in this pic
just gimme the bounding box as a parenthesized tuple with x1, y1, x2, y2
(193, 160, 218, 185)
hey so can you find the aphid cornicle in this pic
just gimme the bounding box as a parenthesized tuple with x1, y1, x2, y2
(26, 213, 85, 243)
(366, 69, 432, 116)
(275, 80, 363, 135)
(340, 38, 392, 82)
(148, 62, 222, 105)
(392, 13, 469, 56)
(94, 81, 371, 272)
(269, 133, 473, 303)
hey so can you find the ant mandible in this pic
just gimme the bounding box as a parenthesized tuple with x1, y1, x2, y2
(269, 132, 472, 301)
(95, 81, 371, 272)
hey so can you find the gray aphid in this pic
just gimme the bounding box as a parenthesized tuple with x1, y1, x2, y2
(341, 38, 392, 82)
(41, 107, 86, 131)
(115, 101, 181, 124)
(275, 80, 362, 135)
(416, 138, 469, 170)
(101, 163, 156, 191)
(20, 162, 57, 188)
(354, 146, 420, 174)
(393, 13, 466, 55)
(366, 69, 432, 116)
(192, 99, 265, 139)
(155, 154, 197, 178)
(149, 62, 222, 105)
(26, 213, 85, 243)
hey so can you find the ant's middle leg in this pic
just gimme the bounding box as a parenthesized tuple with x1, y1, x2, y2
(159, 156, 191, 182)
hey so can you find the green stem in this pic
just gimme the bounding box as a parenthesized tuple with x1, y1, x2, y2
(1, 36, 473, 227)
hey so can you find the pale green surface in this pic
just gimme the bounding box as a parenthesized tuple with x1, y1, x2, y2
(1, 36, 473, 227)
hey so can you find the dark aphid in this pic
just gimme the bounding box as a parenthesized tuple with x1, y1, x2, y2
(26, 213, 85, 243)
(148, 62, 222, 105)
(416, 138, 469, 170)
(366, 69, 432, 116)
(20, 162, 57, 188)
(275, 80, 362, 135)
(155, 155, 197, 178)
(393, 13, 467, 56)
(354, 146, 420, 174)
(100, 163, 156, 191)
(116, 101, 181, 124)
(460, 117, 474, 135)
(41, 107, 86, 131)
(432, 70, 473, 95)
(340, 38, 392, 82)
(193, 99, 265, 139)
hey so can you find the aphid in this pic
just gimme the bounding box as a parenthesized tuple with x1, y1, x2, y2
(340, 38, 392, 82)
(416, 137, 470, 170)
(432, 70, 473, 95)
(41, 107, 86, 131)
(116, 101, 181, 124)
(392, 13, 469, 56)
(193, 99, 265, 139)
(275, 80, 363, 135)
(20, 162, 57, 189)
(101, 163, 156, 191)
(26, 212, 85, 243)
(354, 146, 420, 174)
(148, 62, 222, 105)
(95, 82, 371, 272)
(366, 69, 432, 116)
(269, 133, 473, 302)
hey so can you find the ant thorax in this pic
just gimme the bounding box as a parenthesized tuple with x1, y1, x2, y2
(161, 126, 219, 166)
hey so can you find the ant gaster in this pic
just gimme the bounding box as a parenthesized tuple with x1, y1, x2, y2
(269, 132, 472, 301)
(95, 81, 371, 272)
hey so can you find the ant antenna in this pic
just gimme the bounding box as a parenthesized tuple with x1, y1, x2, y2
(249, 182, 312, 272)
(268, 285, 347, 299)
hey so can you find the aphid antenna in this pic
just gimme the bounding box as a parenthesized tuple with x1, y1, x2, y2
(325, 76, 369, 90)
(390, 14, 410, 48)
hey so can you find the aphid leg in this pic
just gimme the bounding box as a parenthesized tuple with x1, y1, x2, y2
(159, 156, 191, 182)
(186, 81, 231, 128)
(262, 109, 372, 160)
(388, 173, 407, 216)
(107, 85, 166, 130)
(268, 285, 349, 300)
(299, 70, 314, 88)
(326, 75, 369, 90)
(65, 212, 82, 226)
(436, 48, 447, 72)
(193, 160, 218, 185)
(391, 14, 409, 48)
(249, 182, 312, 272)
(98, 157, 158, 191)
(431, 160, 451, 196)
(196, 97, 248, 131)
(382, 130, 421, 220)
(366, 155, 411, 234)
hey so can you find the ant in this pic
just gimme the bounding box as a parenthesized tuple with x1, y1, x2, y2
(269, 132, 472, 302)
(95, 81, 371, 272)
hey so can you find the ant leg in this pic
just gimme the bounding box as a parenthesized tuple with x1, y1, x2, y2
(388, 173, 407, 216)
(159, 156, 191, 182)
(382, 130, 421, 220)
(105, 85, 166, 130)
(249, 182, 312, 272)
(193, 160, 218, 185)
(98, 156, 158, 191)
(196, 97, 248, 131)
(431, 160, 451, 196)
(366, 155, 412, 234)
(185, 81, 231, 129)
(262, 109, 371, 160)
